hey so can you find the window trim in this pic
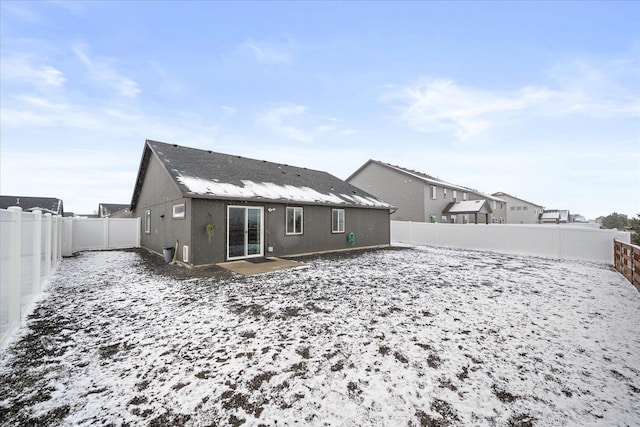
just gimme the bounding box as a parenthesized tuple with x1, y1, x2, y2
(144, 210, 151, 234)
(173, 203, 185, 219)
(430, 186, 437, 200)
(286, 207, 304, 235)
(332, 209, 345, 233)
(443, 188, 447, 199)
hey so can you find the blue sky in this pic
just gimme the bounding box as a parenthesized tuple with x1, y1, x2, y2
(1, 1, 639, 219)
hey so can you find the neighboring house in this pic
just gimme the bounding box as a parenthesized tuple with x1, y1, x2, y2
(99, 203, 131, 218)
(491, 192, 544, 224)
(0, 195, 64, 216)
(130, 140, 393, 266)
(570, 214, 587, 223)
(539, 209, 571, 224)
(595, 216, 605, 225)
(346, 160, 506, 224)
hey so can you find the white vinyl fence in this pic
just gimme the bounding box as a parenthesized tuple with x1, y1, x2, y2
(62, 217, 141, 256)
(391, 220, 631, 263)
(1, 207, 62, 348)
(1, 209, 140, 348)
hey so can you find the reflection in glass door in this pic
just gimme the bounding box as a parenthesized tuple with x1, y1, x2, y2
(227, 206, 263, 259)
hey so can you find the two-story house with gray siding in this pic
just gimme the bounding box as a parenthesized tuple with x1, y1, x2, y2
(347, 160, 506, 224)
(491, 192, 544, 224)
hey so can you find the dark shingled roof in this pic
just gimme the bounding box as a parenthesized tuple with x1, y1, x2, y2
(131, 140, 392, 210)
(99, 203, 130, 217)
(0, 195, 64, 215)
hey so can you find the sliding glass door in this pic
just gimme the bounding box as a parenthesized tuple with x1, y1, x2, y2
(227, 206, 263, 260)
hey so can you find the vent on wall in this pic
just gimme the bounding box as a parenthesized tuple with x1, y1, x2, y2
(183, 245, 189, 263)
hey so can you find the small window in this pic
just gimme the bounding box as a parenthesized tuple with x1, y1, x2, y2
(493, 201, 497, 209)
(173, 203, 185, 219)
(517, 206, 522, 211)
(286, 207, 303, 235)
(452, 190, 458, 201)
(463, 192, 467, 201)
(144, 210, 151, 234)
(431, 186, 437, 200)
(500, 203, 504, 210)
(510, 206, 515, 211)
(332, 209, 345, 233)
(441, 215, 447, 223)
(443, 188, 447, 199)
(523, 206, 528, 211)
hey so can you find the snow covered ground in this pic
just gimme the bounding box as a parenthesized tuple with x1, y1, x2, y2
(1, 246, 638, 426)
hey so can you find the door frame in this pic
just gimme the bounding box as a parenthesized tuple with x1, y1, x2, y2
(226, 205, 264, 260)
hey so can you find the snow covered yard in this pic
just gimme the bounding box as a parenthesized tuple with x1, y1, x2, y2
(1, 247, 639, 426)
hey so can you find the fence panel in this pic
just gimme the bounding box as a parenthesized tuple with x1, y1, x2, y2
(2, 211, 140, 348)
(614, 239, 640, 291)
(391, 221, 631, 263)
(1, 208, 62, 348)
(71, 217, 140, 252)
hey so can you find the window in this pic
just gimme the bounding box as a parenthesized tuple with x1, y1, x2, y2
(523, 206, 528, 211)
(500, 203, 504, 210)
(517, 206, 522, 211)
(443, 188, 447, 199)
(441, 215, 447, 223)
(463, 192, 467, 201)
(452, 190, 458, 201)
(510, 206, 515, 211)
(286, 207, 303, 235)
(493, 201, 497, 209)
(450, 215, 457, 223)
(463, 215, 468, 224)
(332, 209, 345, 233)
(431, 186, 437, 200)
(144, 210, 151, 234)
(173, 203, 185, 219)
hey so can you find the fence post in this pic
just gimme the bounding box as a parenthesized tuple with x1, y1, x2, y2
(52, 216, 60, 266)
(43, 213, 52, 277)
(7, 207, 22, 329)
(104, 217, 110, 249)
(32, 210, 42, 294)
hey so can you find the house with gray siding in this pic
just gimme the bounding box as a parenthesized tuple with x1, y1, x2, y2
(130, 140, 392, 266)
(0, 195, 64, 216)
(491, 192, 544, 224)
(347, 160, 506, 224)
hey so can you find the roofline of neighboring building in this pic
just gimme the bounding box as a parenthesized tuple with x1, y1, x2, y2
(348, 159, 505, 202)
(492, 191, 544, 208)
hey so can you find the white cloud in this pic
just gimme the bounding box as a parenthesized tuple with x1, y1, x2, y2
(73, 45, 141, 98)
(240, 38, 294, 64)
(257, 104, 336, 143)
(1, 55, 66, 87)
(384, 56, 640, 140)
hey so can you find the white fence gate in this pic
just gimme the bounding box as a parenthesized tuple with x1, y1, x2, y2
(391, 220, 631, 263)
(1, 208, 140, 348)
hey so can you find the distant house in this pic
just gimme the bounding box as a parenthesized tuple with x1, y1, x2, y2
(0, 195, 64, 216)
(130, 140, 393, 265)
(346, 160, 506, 224)
(491, 192, 544, 224)
(539, 209, 571, 224)
(99, 203, 131, 218)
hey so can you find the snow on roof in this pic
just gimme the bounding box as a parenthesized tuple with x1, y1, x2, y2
(132, 140, 393, 209)
(444, 200, 491, 213)
(177, 175, 393, 208)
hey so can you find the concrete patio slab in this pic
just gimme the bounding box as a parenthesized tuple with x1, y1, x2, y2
(217, 257, 306, 275)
